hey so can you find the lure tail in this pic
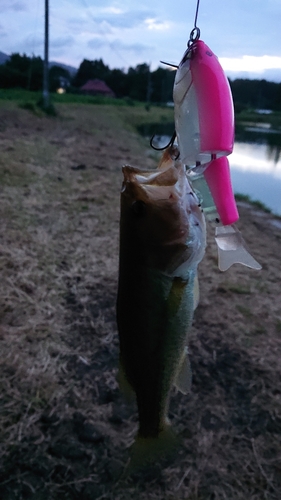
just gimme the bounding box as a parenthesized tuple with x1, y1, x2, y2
(215, 225, 262, 271)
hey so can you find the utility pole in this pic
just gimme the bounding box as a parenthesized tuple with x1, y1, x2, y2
(43, 0, 50, 108)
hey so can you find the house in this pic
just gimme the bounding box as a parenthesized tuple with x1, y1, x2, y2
(80, 79, 115, 97)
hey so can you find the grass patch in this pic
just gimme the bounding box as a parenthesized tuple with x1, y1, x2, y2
(236, 305, 252, 317)
(0, 101, 281, 500)
(236, 109, 281, 128)
(276, 320, 281, 333)
(235, 193, 272, 213)
(228, 284, 252, 294)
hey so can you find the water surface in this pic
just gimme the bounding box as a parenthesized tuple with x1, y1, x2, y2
(230, 125, 281, 215)
(144, 122, 281, 216)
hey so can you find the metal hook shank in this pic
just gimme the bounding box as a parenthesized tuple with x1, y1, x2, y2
(150, 131, 176, 151)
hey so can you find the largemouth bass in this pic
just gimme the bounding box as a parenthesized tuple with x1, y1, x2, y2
(116, 147, 206, 455)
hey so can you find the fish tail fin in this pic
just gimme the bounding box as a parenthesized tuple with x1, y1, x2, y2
(129, 424, 179, 470)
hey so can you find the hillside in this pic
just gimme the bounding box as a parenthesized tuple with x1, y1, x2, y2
(0, 51, 9, 64)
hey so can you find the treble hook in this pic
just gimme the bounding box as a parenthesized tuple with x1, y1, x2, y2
(150, 130, 177, 151)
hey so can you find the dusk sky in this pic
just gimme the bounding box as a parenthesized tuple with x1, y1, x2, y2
(1, 0, 281, 81)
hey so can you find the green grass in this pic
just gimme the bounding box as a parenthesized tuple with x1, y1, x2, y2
(0, 88, 42, 101)
(229, 285, 252, 295)
(236, 109, 281, 128)
(235, 193, 272, 213)
(236, 305, 252, 317)
(276, 320, 281, 333)
(0, 88, 142, 107)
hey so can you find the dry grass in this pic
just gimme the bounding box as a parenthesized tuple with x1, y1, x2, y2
(0, 101, 281, 499)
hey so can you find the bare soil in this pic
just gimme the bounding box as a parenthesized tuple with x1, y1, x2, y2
(0, 101, 281, 500)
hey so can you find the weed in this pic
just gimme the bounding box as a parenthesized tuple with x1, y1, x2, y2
(276, 320, 281, 333)
(252, 325, 267, 335)
(235, 193, 272, 213)
(236, 305, 252, 317)
(229, 285, 252, 294)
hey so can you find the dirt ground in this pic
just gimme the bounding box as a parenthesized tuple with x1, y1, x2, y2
(0, 101, 281, 500)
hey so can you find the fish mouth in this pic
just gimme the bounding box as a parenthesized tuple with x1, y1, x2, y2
(120, 149, 206, 274)
(122, 149, 190, 203)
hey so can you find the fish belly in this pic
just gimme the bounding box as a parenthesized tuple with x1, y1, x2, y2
(117, 264, 195, 438)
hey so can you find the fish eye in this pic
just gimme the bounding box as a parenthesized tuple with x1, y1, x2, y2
(132, 200, 146, 216)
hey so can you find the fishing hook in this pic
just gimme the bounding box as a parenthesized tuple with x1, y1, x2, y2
(150, 130, 177, 151)
(150, 132, 180, 160)
(160, 61, 179, 69)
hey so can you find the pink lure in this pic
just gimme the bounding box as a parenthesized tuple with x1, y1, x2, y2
(173, 39, 238, 226)
(203, 156, 238, 226)
(173, 40, 234, 163)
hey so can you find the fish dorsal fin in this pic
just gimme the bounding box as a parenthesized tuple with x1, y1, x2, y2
(174, 347, 192, 394)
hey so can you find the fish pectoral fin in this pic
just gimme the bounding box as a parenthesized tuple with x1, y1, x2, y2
(117, 360, 135, 401)
(174, 347, 192, 394)
(193, 272, 200, 310)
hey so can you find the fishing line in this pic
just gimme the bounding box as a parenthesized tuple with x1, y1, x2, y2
(79, 0, 130, 67)
(27, 0, 40, 90)
(193, 0, 200, 30)
(152, 0, 202, 150)
(188, 0, 201, 47)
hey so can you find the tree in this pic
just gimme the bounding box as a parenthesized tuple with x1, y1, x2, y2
(49, 65, 70, 92)
(106, 68, 128, 98)
(151, 67, 174, 103)
(0, 53, 43, 90)
(229, 78, 279, 111)
(72, 58, 111, 88)
(126, 63, 150, 101)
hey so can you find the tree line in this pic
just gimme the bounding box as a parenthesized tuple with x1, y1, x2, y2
(0, 53, 281, 111)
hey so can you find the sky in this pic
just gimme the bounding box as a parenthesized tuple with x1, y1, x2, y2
(1, 0, 281, 81)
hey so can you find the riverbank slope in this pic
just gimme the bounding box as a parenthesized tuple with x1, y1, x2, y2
(0, 102, 280, 500)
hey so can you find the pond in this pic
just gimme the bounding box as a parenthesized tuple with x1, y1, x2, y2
(230, 125, 281, 216)
(139, 121, 281, 216)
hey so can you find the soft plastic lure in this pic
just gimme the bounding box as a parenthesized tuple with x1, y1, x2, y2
(173, 33, 261, 271)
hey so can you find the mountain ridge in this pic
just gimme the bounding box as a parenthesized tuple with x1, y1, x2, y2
(0, 51, 77, 75)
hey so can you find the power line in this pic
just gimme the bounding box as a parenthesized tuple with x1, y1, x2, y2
(79, 0, 131, 68)
(27, 0, 40, 89)
(43, 0, 50, 107)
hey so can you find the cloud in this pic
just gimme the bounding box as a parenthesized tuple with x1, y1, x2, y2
(87, 38, 106, 50)
(87, 37, 151, 54)
(102, 7, 124, 15)
(67, 17, 88, 29)
(114, 40, 152, 53)
(90, 9, 154, 29)
(22, 35, 43, 51)
(144, 18, 170, 31)
(1, 0, 27, 11)
(51, 36, 75, 49)
(0, 24, 7, 37)
(220, 55, 281, 74)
